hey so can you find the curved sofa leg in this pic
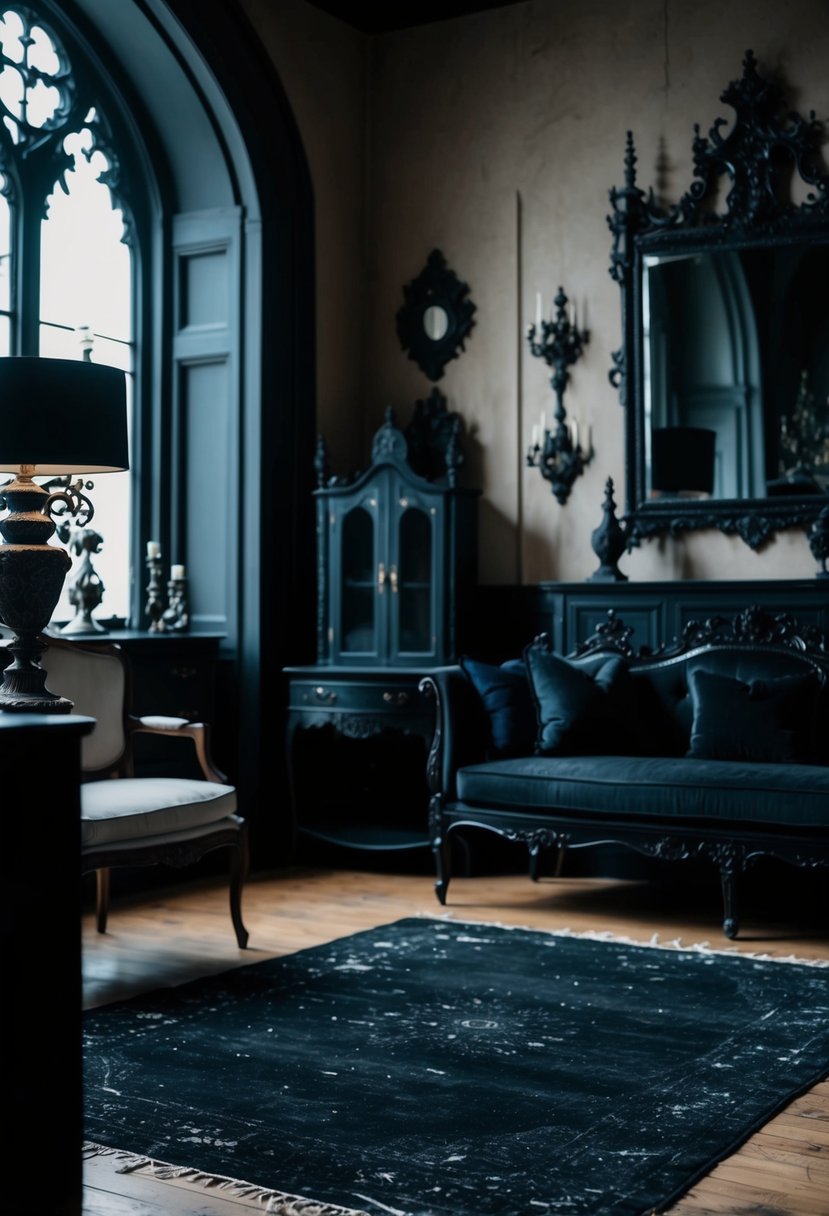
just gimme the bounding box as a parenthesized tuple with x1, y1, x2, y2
(528, 842, 542, 883)
(719, 859, 740, 940)
(430, 795, 451, 905)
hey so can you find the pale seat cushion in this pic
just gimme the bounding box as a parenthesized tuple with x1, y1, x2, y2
(81, 777, 237, 847)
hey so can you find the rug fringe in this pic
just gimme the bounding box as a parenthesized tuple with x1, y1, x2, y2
(414, 912, 829, 966)
(83, 1142, 371, 1216)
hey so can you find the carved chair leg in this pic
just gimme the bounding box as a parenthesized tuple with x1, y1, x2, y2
(430, 796, 451, 906)
(96, 867, 111, 935)
(229, 833, 250, 949)
(552, 846, 566, 878)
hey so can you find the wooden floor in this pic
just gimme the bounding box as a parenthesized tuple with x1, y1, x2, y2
(82, 866, 829, 1215)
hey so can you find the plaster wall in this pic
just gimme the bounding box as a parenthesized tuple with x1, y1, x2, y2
(243, 0, 829, 586)
(239, 0, 368, 475)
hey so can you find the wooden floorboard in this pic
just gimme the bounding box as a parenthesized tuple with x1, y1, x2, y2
(81, 866, 829, 1215)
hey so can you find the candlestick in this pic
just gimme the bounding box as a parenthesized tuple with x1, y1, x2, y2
(145, 553, 165, 632)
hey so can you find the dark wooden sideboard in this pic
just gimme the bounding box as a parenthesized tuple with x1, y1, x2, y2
(466, 578, 829, 660)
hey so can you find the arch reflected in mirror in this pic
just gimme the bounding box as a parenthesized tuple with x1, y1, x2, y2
(643, 246, 829, 502)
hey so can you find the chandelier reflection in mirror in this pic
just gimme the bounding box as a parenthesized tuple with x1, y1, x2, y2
(526, 286, 593, 505)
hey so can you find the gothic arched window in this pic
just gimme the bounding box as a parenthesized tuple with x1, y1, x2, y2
(0, 5, 133, 618)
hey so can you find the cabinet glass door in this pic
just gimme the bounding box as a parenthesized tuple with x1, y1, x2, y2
(340, 505, 379, 657)
(395, 505, 434, 658)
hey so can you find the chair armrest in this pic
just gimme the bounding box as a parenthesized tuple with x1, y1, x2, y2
(127, 715, 229, 784)
(419, 666, 488, 802)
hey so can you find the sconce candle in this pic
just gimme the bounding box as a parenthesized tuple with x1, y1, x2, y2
(526, 285, 593, 505)
(171, 564, 185, 581)
(146, 540, 161, 558)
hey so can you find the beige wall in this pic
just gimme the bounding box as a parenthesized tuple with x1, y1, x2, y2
(243, 0, 829, 585)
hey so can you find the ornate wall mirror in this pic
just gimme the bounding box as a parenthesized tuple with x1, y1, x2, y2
(608, 50, 829, 550)
(396, 249, 476, 382)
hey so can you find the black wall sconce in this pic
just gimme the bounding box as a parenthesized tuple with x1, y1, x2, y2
(526, 286, 593, 505)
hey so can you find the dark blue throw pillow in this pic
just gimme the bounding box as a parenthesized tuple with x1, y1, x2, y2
(523, 645, 642, 756)
(687, 668, 820, 763)
(459, 655, 537, 757)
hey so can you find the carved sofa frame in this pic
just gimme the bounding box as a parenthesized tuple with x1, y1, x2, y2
(420, 607, 829, 938)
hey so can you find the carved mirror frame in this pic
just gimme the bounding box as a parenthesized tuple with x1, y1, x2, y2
(396, 249, 476, 382)
(608, 50, 829, 551)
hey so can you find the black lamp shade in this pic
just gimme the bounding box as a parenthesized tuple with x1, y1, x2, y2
(0, 356, 129, 474)
(651, 426, 716, 494)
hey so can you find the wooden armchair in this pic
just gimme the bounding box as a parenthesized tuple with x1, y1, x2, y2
(42, 635, 249, 947)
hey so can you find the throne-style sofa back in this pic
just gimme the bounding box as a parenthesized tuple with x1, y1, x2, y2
(420, 607, 829, 938)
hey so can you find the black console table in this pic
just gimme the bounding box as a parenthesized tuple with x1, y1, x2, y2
(53, 628, 224, 721)
(284, 665, 436, 852)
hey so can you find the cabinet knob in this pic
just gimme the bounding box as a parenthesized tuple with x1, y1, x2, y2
(378, 562, 386, 594)
(314, 686, 337, 703)
(172, 665, 197, 680)
(389, 565, 398, 593)
(382, 690, 409, 705)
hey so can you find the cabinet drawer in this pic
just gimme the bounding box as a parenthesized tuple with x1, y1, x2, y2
(290, 679, 426, 716)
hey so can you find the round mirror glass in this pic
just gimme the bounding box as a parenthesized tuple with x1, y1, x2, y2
(423, 304, 449, 341)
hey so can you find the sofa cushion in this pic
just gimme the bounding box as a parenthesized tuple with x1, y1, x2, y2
(460, 655, 536, 757)
(524, 646, 643, 756)
(687, 668, 820, 763)
(455, 754, 829, 829)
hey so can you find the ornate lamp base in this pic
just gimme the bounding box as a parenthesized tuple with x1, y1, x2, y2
(0, 543, 73, 713)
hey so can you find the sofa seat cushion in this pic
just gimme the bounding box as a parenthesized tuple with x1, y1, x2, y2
(455, 755, 829, 829)
(81, 777, 237, 847)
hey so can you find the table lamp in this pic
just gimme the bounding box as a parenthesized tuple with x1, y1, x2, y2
(0, 357, 128, 712)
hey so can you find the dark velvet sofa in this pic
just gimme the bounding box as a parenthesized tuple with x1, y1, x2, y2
(420, 606, 829, 938)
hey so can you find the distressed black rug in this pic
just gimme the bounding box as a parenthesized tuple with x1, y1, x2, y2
(83, 917, 829, 1216)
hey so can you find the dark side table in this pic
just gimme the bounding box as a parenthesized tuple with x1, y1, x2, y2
(284, 665, 437, 854)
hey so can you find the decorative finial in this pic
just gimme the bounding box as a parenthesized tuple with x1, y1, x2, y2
(588, 476, 628, 582)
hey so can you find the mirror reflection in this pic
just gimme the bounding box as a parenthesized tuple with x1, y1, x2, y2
(423, 304, 449, 342)
(643, 245, 829, 501)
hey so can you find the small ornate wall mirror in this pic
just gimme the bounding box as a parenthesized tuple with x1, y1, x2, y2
(396, 249, 476, 381)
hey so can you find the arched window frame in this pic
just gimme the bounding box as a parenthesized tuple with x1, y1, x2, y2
(0, 0, 161, 627)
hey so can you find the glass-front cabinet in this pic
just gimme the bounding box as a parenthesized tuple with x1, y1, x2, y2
(315, 407, 478, 667)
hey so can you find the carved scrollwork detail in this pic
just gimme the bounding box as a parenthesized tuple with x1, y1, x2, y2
(495, 826, 570, 852)
(635, 836, 696, 863)
(572, 609, 635, 658)
(698, 841, 748, 874)
(428, 794, 444, 840)
(661, 605, 829, 657)
(675, 50, 829, 229)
